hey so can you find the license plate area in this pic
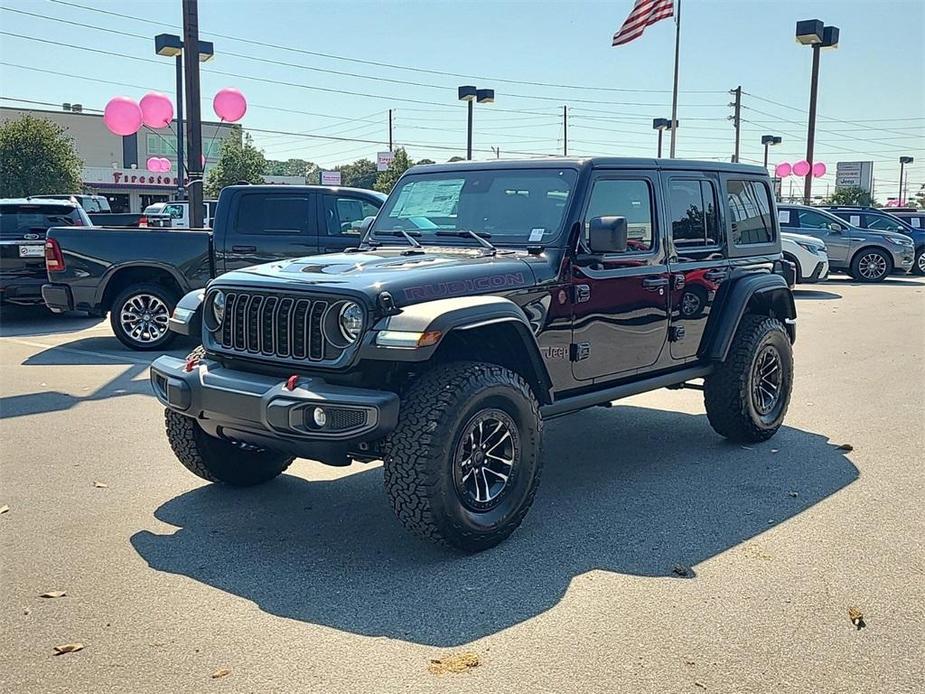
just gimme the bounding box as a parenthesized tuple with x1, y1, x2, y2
(19, 245, 44, 258)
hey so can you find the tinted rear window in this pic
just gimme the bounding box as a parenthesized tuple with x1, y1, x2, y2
(234, 194, 311, 234)
(0, 205, 86, 238)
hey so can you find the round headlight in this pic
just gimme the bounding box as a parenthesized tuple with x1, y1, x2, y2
(338, 302, 363, 343)
(211, 290, 225, 327)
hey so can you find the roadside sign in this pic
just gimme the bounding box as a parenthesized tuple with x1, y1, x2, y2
(320, 170, 342, 186)
(835, 161, 873, 193)
(377, 151, 395, 172)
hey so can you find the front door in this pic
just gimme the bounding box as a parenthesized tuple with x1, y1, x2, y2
(220, 191, 320, 272)
(663, 174, 729, 360)
(571, 173, 669, 381)
(791, 208, 850, 264)
(319, 194, 383, 254)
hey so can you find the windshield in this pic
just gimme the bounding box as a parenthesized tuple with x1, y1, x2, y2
(371, 168, 579, 245)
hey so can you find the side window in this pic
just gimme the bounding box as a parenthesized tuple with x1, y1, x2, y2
(584, 178, 654, 252)
(726, 179, 774, 245)
(165, 204, 184, 219)
(323, 196, 380, 236)
(234, 194, 311, 235)
(798, 209, 836, 229)
(864, 215, 902, 232)
(668, 179, 719, 248)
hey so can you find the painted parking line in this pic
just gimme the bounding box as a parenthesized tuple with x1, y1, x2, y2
(2, 337, 160, 366)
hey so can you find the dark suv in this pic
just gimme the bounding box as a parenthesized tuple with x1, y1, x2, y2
(823, 206, 925, 275)
(151, 158, 796, 552)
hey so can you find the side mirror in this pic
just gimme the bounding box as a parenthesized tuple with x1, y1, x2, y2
(588, 216, 628, 254)
(357, 216, 375, 235)
(828, 222, 844, 233)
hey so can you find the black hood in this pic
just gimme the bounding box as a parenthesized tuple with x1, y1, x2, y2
(213, 247, 543, 306)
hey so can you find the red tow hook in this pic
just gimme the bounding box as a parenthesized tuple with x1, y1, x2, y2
(184, 355, 201, 372)
(285, 375, 299, 391)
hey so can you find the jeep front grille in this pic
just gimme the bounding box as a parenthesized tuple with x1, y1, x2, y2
(212, 290, 339, 363)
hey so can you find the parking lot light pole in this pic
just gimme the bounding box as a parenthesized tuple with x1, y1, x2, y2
(458, 86, 494, 160)
(761, 134, 782, 169)
(899, 156, 914, 204)
(155, 33, 214, 200)
(795, 19, 839, 205)
(653, 118, 672, 158)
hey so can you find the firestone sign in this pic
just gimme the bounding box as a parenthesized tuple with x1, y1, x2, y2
(82, 166, 183, 188)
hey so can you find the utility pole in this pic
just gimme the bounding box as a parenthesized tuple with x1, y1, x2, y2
(181, 0, 204, 228)
(729, 86, 742, 163)
(175, 55, 185, 199)
(388, 108, 393, 151)
(562, 105, 568, 157)
(804, 44, 821, 204)
(491, 146, 500, 159)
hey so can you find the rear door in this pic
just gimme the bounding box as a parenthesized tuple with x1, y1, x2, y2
(221, 190, 320, 271)
(318, 194, 383, 254)
(664, 173, 728, 360)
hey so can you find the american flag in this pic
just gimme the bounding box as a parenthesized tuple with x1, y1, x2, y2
(612, 0, 675, 46)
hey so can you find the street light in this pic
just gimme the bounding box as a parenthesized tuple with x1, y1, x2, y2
(458, 86, 494, 160)
(761, 134, 782, 169)
(899, 156, 914, 205)
(154, 33, 214, 198)
(652, 118, 675, 158)
(795, 19, 839, 205)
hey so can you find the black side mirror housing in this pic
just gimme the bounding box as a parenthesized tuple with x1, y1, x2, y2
(588, 216, 628, 254)
(357, 216, 375, 234)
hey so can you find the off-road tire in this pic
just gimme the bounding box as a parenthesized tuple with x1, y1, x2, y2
(163, 348, 294, 486)
(110, 282, 178, 351)
(704, 315, 793, 443)
(849, 247, 892, 283)
(382, 361, 543, 552)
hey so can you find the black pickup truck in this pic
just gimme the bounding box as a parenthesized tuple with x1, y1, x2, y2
(42, 185, 385, 349)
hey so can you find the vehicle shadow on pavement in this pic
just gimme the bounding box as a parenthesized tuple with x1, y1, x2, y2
(792, 289, 841, 301)
(825, 276, 925, 287)
(0, 305, 103, 337)
(131, 405, 858, 647)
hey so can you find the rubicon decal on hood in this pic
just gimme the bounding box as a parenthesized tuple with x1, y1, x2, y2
(402, 272, 527, 301)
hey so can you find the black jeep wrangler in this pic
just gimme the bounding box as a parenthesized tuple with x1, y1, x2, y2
(151, 158, 796, 552)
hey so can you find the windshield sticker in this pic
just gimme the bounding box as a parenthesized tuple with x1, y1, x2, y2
(849, 215, 861, 226)
(529, 228, 545, 242)
(912, 218, 921, 228)
(392, 179, 464, 218)
(778, 210, 790, 224)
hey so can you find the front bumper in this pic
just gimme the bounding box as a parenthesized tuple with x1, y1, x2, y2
(808, 258, 829, 282)
(895, 250, 914, 273)
(150, 355, 400, 461)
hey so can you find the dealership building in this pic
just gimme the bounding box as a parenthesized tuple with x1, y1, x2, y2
(1, 105, 241, 212)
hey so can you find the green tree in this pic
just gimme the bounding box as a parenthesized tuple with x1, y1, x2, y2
(911, 184, 925, 210)
(336, 158, 377, 189)
(264, 157, 319, 182)
(824, 186, 877, 207)
(205, 132, 266, 197)
(447, 156, 466, 163)
(416, 158, 435, 165)
(0, 114, 83, 197)
(374, 148, 413, 194)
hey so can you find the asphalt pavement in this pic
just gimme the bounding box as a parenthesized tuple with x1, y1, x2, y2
(1, 277, 923, 693)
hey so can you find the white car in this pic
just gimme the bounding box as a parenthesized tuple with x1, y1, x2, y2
(782, 232, 829, 283)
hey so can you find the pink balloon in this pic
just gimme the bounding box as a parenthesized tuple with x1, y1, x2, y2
(104, 96, 143, 136)
(140, 92, 174, 128)
(212, 87, 247, 122)
(158, 157, 172, 172)
(775, 162, 792, 178)
(146, 156, 161, 172)
(792, 160, 811, 177)
(812, 162, 827, 178)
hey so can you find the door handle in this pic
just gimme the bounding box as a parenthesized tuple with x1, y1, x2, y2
(642, 277, 669, 290)
(232, 245, 257, 253)
(704, 269, 728, 281)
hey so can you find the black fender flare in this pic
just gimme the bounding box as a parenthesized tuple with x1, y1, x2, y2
(167, 288, 204, 337)
(702, 273, 796, 362)
(96, 261, 191, 309)
(359, 296, 554, 402)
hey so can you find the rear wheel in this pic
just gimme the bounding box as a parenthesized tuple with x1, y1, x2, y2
(913, 247, 925, 276)
(704, 315, 793, 443)
(850, 248, 892, 283)
(110, 283, 177, 350)
(382, 362, 543, 552)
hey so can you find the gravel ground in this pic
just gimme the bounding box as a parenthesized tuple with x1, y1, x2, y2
(1, 276, 923, 694)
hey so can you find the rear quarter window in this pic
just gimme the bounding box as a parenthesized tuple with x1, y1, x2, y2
(726, 179, 775, 246)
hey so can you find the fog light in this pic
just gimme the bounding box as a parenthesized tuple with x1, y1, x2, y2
(312, 407, 327, 427)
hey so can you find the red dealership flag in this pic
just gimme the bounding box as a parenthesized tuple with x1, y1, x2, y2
(612, 0, 675, 46)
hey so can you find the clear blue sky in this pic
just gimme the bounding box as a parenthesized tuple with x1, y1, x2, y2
(1, 0, 923, 199)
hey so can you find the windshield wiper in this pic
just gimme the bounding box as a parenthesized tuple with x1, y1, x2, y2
(375, 229, 423, 248)
(434, 230, 496, 254)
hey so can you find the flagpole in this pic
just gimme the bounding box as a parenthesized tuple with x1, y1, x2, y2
(669, 0, 681, 158)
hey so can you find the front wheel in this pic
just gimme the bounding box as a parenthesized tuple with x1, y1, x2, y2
(110, 283, 177, 350)
(704, 315, 793, 443)
(382, 362, 543, 552)
(913, 248, 925, 276)
(850, 248, 892, 283)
